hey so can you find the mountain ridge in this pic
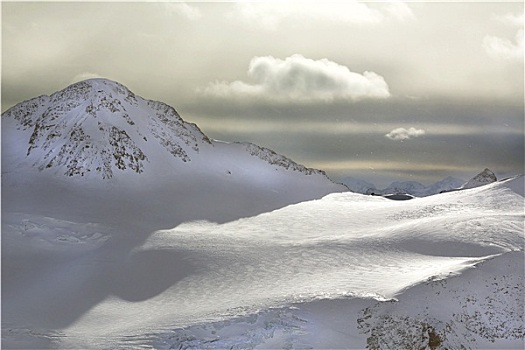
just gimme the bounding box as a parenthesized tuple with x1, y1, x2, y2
(460, 168, 497, 190)
(342, 175, 466, 197)
(342, 169, 506, 197)
(2, 78, 329, 182)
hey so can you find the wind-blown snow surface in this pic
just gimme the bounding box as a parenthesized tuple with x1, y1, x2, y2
(2, 175, 523, 349)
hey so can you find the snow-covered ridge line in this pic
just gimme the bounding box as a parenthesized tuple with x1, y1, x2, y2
(342, 175, 466, 197)
(343, 168, 507, 197)
(238, 141, 326, 176)
(460, 167, 497, 189)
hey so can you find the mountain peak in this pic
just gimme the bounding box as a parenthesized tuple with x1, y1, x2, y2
(461, 168, 497, 189)
(2, 79, 212, 179)
(2, 79, 335, 185)
(67, 78, 132, 92)
(50, 78, 140, 112)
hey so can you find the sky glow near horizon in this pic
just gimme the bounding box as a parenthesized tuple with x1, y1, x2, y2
(1, 1, 523, 187)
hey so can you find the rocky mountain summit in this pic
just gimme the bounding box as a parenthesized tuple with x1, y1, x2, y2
(2, 79, 327, 181)
(460, 168, 497, 190)
(3, 79, 210, 178)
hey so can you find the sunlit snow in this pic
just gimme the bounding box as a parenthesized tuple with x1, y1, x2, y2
(2, 177, 523, 349)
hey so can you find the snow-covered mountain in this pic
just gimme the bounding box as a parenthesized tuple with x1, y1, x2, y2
(437, 168, 499, 195)
(460, 168, 497, 190)
(2, 79, 330, 181)
(342, 175, 465, 197)
(2, 78, 346, 224)
(382, 180, 427, 196)
(340, 176, 377, 194)
(427, 176, 466, 194)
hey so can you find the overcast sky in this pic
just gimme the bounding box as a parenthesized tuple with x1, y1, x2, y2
(2, 1, 523, 187)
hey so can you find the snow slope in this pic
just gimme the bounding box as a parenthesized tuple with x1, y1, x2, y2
(156, 250, 523, 350)
(2, 175, 523, 349)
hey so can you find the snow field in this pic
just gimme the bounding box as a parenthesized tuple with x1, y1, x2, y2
(3, 176, 522, 348)
(154, 251, 523, 350)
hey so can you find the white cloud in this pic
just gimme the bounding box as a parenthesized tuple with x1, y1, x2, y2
(163, 3, 202, 21)
(200, 54, 391, 102)
(232, 1, 414, 30)
(492, 12, 524, 27)
(483, 30, 524, 61)
(382, 1, 416, 22)
(483, 11, 523, 61)
(385, 127, 425, 141)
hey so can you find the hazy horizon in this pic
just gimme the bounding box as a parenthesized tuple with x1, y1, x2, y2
(2, 1, 523, 187)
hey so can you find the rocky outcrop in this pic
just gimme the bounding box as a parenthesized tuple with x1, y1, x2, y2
(461, 168, 497, 189)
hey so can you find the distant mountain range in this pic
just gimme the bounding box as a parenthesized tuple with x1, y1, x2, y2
(342, 168, 498, 197)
